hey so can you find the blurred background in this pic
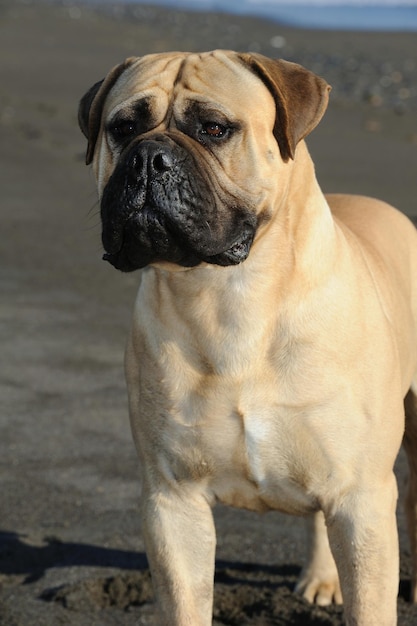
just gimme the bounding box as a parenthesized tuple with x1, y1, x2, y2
(1, 1, 417, 624)
(126, 0, 417, 30)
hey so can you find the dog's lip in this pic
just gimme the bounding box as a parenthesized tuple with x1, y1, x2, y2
(207, 228, 254, 265)
(102, 205, 182, 271)
(102, 204, 162, 254)
(103, 247, 136, 271)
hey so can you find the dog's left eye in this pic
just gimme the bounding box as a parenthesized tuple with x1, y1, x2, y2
(200, 122, 227, 139)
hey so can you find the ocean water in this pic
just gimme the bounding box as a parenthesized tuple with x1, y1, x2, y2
(118, 0, 417, 30)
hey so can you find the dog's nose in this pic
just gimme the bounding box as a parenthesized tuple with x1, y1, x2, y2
(128, 141, 175, 180)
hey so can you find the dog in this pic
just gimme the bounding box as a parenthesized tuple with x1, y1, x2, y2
(79, 50, 417, 625)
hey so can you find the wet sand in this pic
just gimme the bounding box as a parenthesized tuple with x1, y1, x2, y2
(1, 2, 417, 624)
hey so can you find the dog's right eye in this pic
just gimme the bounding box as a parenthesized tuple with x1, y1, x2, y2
(109, 120, 137, 141)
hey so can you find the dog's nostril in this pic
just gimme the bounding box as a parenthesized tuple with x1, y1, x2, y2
(152, 151, 174, 173)
(127, 144, 175, 178)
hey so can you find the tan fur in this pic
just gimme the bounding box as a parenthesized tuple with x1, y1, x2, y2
(80, 50, 417, 626)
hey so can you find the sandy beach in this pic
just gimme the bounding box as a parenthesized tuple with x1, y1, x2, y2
(1, 1, 417, 624)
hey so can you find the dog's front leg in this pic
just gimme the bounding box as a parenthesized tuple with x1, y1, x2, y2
(326, 475, 399, 626)
(140, 483, 216, 626)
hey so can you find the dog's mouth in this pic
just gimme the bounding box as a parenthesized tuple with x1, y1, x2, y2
(102, 204, 195, 271)
(102, 204, 255, 271)
(100, 137, 257, 272)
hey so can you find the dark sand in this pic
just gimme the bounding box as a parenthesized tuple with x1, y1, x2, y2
(1, 2, 417, 624)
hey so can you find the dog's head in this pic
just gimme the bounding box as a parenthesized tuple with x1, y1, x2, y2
(79, 51, 330, 271)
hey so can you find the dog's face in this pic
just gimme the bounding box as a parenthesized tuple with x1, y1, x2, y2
(79, 51, 330, 271)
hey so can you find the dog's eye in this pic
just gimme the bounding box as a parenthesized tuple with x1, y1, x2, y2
(110, 120, 137, 140)
(200, 122, 227, 139)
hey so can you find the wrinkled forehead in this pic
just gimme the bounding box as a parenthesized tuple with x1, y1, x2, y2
(104, 50, 272, 119)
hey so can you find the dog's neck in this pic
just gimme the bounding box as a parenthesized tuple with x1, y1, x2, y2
(271, 141, 337, 289)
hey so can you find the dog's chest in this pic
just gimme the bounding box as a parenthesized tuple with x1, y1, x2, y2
(231, 407, 322, 513)
(162, 374, 322, 516)
(133, 273, 339, 515)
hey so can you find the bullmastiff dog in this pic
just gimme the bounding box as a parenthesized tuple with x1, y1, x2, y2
(79, 50, 417, 625)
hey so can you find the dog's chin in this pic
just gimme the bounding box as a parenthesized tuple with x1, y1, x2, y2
(102, 227, 254, 272)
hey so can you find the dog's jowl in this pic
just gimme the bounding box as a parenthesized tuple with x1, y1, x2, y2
(79, 50, 417, 626)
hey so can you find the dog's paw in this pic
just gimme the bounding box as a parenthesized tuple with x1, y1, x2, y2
(295, 569, 343, 606)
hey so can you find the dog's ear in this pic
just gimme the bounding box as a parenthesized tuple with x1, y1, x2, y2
(238, 53, 331, 161)
(78, 58, 136, 165)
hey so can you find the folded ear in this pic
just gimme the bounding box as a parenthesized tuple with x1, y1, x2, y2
(237, 53, 331, 161)
(78, 58, 136, 165)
